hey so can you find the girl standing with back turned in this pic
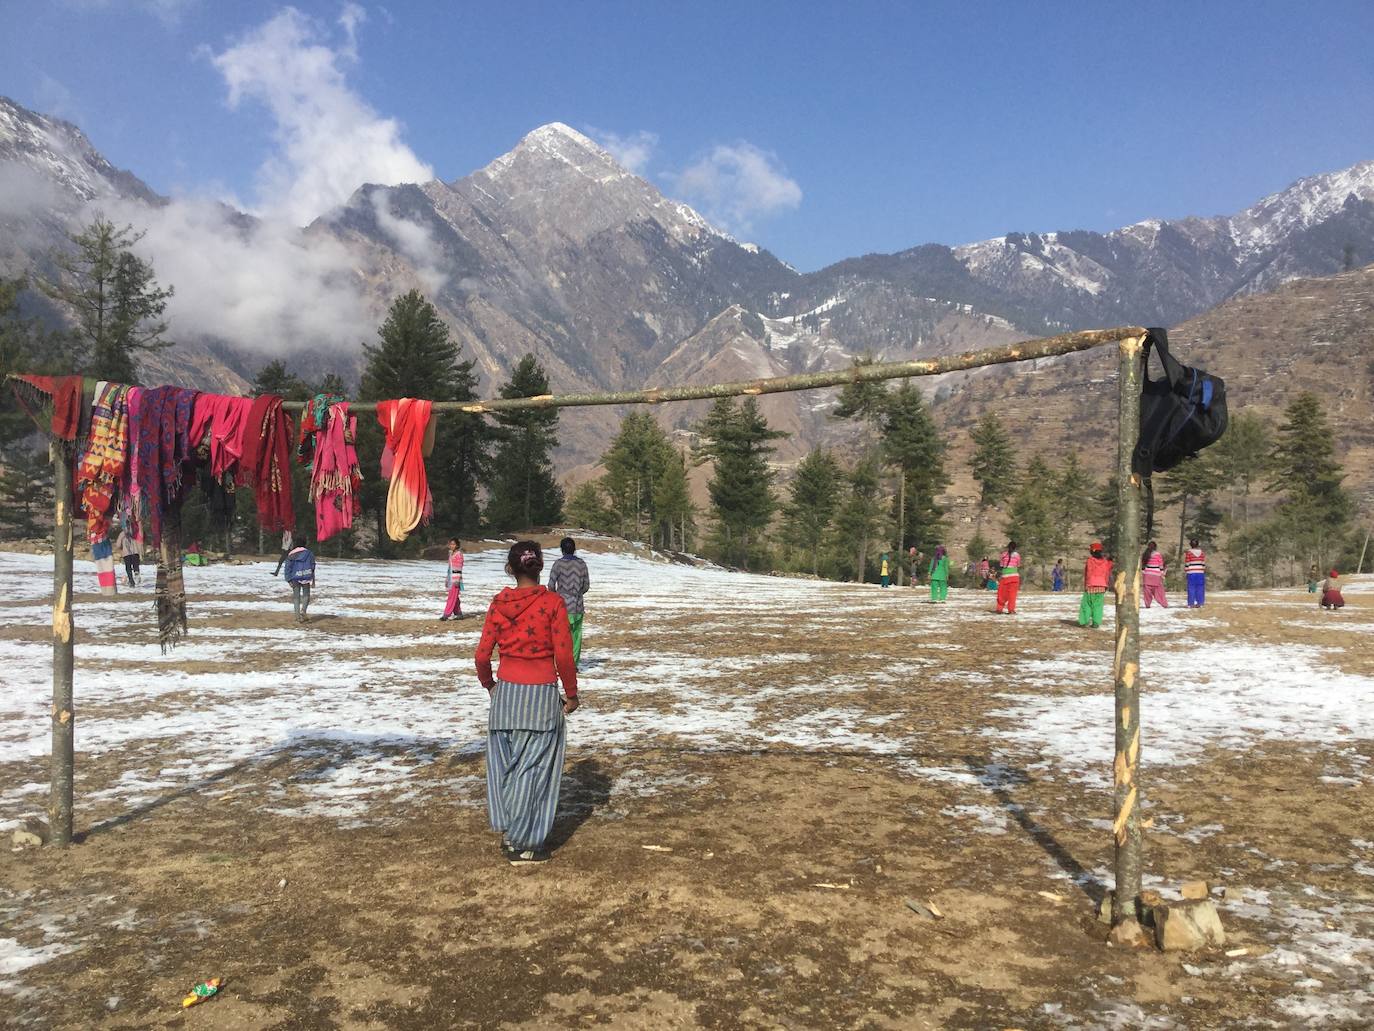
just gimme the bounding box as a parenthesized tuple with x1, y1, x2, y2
(475, 541, 580, 865)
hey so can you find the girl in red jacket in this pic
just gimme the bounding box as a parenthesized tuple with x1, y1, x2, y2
(475, 541, 580, 865)
(1078, 541, 1113, 628)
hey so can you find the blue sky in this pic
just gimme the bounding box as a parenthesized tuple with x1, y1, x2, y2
(4, 0, 1374, 271)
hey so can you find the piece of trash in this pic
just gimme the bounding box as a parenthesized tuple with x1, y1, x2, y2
(182, 978, 222, 1008)
(926, 900, 944, 919)
(1036, 891, 1066, 905)
(702, 851, 714, 859)
(905, 898, 937, 920)
(813, 882, 851, 889)
(278, 878, 287, 888)
(1225, 947, 1249, 957)
(641, 845, 673, 853)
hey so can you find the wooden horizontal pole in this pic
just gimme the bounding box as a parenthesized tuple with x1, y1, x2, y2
(279, 325, 1146, 414)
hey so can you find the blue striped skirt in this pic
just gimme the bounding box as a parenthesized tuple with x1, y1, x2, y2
(486, 680, 565, 851)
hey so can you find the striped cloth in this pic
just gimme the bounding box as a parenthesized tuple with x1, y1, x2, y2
(1184, 549, 1206, 574)
(486, 680, 565, 851)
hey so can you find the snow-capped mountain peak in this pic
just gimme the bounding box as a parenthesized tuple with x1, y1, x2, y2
(1228, 159, 1374, 256)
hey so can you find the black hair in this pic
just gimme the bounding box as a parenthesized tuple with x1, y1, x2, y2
(1007, 540, 1018, 552)
(508, 540, 543, 577)
(560, 536, 576, 556)
(1189, 538, 1199, 548)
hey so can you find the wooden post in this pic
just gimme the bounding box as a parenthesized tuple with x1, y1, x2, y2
(49, 439, 75, 847)
(1111, 334, 1145, 924)
(1358, 528, 1370, 576)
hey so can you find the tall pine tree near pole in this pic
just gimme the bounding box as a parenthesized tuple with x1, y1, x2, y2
(693, 397, 786, 571)
(879, 382, 949, 560)
(39, 216, 173, 382)
(485, 354, 564, 531)
(970, 412, 1017, 538)
(360, 290, 491, 549)
(783, 447, 842, 575)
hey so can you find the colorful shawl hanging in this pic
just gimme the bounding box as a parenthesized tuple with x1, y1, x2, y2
(92, 538, 117, 596)
(9, 374, 84, 440)
(131, 386, 199, 548)
(309, 402, 362, 542)
(376, 398, 434, 542)
(297, 392, 345, 469)
(190, 394, 254, 481)
(74, 380, 131, 545)
(238, 395, 295, 534)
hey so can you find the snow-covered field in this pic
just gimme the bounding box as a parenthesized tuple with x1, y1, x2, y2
(0, 547, 1371, 1026)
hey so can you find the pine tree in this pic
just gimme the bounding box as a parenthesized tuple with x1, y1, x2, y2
(1006, 455, 1057, 583)
(251, 359, 309, 400)
(651, 448, 695, 551)
(1053, 452, 1095, 539)
(1209, 411, 1271, 526)
(783, 447, 842, 574)
(879, 382, 948, 558)
(1158, 455, 1216, 563)
(970, 412, 1017, 535)
(0, 460, 52, 539)
(832, 452, 886, 582)
(484, 354, 563, 531)
(39, 216, 173, 382)
(693, 397, 786, 570)
(564, 480, 616, 533)
(1265, 392, 1353, 569)
(602, 412, 674, 541)
(360, 290, 491, 546)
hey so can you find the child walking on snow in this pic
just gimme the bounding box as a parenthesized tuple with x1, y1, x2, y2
(996, 541, 1021, 614)
(440, 538, 465, 621)
(928, 545, 949, 602)
(1141, 540, 1168, 608)
(1078, 541, 1112, 628)
(1184, 538, 1207, 608)
(284, 539, 316, 623)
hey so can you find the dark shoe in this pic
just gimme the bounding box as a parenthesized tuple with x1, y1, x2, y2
(505, 846, 549, 866)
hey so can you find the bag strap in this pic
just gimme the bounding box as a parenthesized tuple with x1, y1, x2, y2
(1145, 327, 1188, 389)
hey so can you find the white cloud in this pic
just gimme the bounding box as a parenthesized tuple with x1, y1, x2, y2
(368, 189, 446, 294)
(210, 5, 432, 226)
(105, 194, 372, 357)
(671, 142, 802, 235)
(587, 128, 658, 175)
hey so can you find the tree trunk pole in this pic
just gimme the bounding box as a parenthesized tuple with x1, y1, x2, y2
(897, 473, 906, 586)
(49, 440, 75, 847)
(1111, 334, 1145, 925)
(1357, 528, 1370, 576)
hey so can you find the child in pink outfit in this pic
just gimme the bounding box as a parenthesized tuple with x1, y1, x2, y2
(441, 539, 465, 620)
(1141, 540, 1168, 608)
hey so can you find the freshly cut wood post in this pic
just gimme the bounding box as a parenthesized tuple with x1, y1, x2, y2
(280, 326, 1147, 414)
(1111, 334, 1145, 924)
(49, 439, 75, 847)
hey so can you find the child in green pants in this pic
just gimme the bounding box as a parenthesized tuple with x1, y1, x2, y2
(1078, 541, 1112, 628)
(928, 544, 949, 602)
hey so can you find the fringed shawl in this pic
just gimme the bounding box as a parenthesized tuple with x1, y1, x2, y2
(74, 381, 131, 544)
(239, 395, 295, 534)
(377, 398, 434, 542)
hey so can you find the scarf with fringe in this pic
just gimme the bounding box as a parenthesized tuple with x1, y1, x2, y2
(309, 401, 362, 542)
(377, 398, 434, 542)
(74, 381, 131, 545)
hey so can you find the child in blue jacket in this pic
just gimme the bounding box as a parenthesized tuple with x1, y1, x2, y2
(284, 540, 316, 623)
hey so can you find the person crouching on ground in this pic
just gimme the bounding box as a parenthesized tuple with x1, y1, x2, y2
(284, 538, 316, 623)
(1079, 541, 1112, 628)
(996, 540, 1021, 614)
(1320, 569, 1345, 611)
(1141, 540, 1168, 608)
(548, 536, 591, 665)
(440, 538, 465, 621)
(1184, 537, 1207, 608)
(928, 544, 949, 602)
(475, 541, 580, 866)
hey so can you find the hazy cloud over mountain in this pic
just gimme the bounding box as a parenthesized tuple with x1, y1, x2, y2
(671, 142, 803, 236)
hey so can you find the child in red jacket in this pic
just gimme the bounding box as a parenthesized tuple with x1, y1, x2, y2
(475, 540, 580, 865)
(1078, 541, 1113, 628)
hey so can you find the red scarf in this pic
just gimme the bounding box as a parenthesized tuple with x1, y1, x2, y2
(239, 395, 295, 533)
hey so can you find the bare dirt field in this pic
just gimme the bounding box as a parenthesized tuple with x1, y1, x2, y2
(1, 544, 1371, 1029)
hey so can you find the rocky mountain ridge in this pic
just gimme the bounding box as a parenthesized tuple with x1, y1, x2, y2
(3, 95, 1373, 469)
